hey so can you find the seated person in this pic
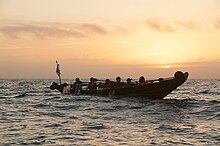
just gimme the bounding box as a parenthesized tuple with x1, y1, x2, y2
(87, 77, 97, 91)
(50, 82, 66, 93)
(63, 83, 70, 93)
(103, 79, 111, 89)
(139, 76, 146, 85)
(114, 76, 125, 88)
(125, 78, 133, 87)
(74, 78, 82, 84)
(73, 78, 82, 93)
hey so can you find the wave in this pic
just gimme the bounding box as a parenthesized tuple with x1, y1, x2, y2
(43, 96, 61, 101)
(45, 112, 66, 117)
(81, 122, 107, 130)
(53, 105, 80, 110)
(44, 123, 62, 128)
(32, 103, 50, 108)
(197, 90, 220, 95)
(0, 93, 27, 98)
(207, 114, 220, 120)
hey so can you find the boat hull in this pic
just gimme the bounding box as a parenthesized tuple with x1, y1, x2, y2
(50, 71, 189, 99)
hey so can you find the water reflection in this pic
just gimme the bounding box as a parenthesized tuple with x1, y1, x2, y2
(0, 79, 219, 145)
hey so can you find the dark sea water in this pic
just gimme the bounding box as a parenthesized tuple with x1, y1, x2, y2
(0, 79, 219, 145)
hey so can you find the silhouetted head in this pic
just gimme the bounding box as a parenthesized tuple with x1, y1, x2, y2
(50, 82, 59, 90)
(52, 82, 58, 85)
(116, 76, 121, 82)
(127, 78, 132, 83)
(90, 77, 94, 82)
(105, 79, 110, 83)
(139, 76, 145, 84)
(75, 78, 80, 82)
(63, 83, 68, 87)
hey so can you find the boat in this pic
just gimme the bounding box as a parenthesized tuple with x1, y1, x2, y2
(50, 71, 189, 99)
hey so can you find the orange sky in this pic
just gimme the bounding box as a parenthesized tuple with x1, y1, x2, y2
(0, 0, 220, 79)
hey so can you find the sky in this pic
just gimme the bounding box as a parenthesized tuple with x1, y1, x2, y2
(0, 0, 220, 79)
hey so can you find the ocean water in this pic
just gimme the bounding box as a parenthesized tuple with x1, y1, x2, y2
(0, 79, 219, 145)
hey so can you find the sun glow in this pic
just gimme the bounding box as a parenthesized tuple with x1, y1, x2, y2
(164, 66, 171, 69)
(1, 0, 220, 78)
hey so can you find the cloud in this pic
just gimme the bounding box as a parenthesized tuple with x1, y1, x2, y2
(0, 19, 202, 39)
(113, 26, 133, 35)
(146, 19, 175, 33)
(145, 19, 199, 33)
(174, 21, 198, 30)
(81, 23, 108, 35)
(214, 18, 220, 29)
(0, 21, 111, 39)
(0, 23, 85, 39)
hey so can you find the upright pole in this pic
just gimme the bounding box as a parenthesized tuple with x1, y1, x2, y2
(58, 74, 61, 85)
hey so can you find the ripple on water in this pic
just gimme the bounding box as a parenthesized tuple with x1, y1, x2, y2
(0, 79, 220, 145)
(44, 123, 62, 128)
(81, 121, 107, 130)
(41, 111, 66, 118)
